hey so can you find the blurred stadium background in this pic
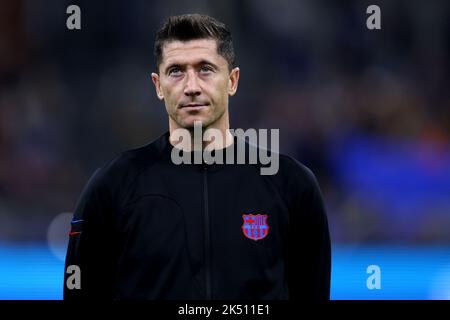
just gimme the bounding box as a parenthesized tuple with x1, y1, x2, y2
(1, 0, 450, 299)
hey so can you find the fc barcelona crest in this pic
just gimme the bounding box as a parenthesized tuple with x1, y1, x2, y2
(242, 214, 269, 241)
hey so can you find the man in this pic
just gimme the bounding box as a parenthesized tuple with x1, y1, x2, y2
(64, 14, 331, 300)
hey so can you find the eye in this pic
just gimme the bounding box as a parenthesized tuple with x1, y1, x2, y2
(199, 65, 213, 74)
(168, 67, 182, 76)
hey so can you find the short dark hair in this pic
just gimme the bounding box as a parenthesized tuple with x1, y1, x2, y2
(154, 14, 235, 72)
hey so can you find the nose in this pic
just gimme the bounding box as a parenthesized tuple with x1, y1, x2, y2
(184, 69, 201, 97)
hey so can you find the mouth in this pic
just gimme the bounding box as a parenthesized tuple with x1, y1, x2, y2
(179, 103, 209, 111)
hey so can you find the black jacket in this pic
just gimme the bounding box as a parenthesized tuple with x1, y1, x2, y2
(64, 131, 331, 300)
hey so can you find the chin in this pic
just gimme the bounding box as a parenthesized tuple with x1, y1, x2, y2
(180, 117, 212, 129)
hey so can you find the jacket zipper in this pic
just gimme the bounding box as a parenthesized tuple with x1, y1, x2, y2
(203, 165, 212, 299)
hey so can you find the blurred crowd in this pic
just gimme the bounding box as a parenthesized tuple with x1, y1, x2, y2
(0, 0, 449, 243)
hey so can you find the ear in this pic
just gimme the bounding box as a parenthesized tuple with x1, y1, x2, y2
(228, 67, 240, 96)
(151, 72, 164, 100)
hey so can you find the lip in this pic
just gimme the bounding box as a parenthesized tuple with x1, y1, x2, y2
(180, 104, 209, 110)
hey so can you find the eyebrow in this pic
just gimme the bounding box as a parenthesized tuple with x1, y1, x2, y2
(164, 59, 220, 74)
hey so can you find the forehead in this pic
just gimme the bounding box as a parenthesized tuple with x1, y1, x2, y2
(160, 39, 226, 67)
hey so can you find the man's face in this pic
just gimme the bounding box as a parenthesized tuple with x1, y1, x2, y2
(152, 39, 239, 129)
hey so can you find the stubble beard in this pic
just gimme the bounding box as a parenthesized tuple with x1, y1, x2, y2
(170, 104, 226, 131)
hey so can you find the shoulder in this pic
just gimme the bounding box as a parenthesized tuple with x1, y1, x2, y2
(265, 151, 319, 192)
(241, 135, 320, 195)
(84, 135, 166, 196)
(278, 154, 318, 186)
(264, 152, 324, 209)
